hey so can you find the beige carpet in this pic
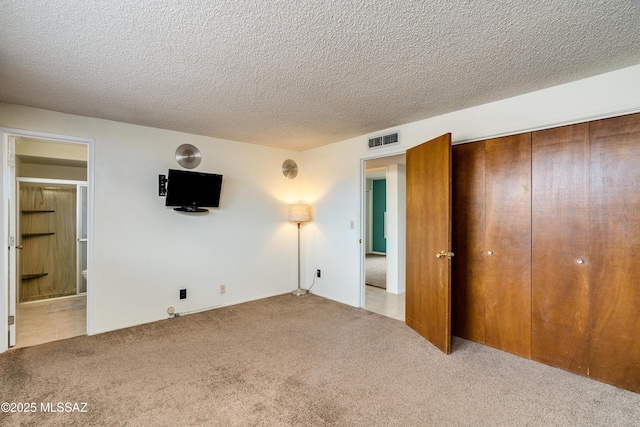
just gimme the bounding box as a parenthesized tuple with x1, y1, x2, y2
(1, 294, 639, 426)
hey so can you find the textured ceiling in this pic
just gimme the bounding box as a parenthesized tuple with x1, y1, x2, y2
(1, 1, 639, 151)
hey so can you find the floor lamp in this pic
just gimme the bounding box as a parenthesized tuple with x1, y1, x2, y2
(288, 204, 311, 296)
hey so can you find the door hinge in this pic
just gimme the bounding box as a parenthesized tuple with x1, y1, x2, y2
(8, 315, 15, 326)
(7, 156, 14, 167)
(9, 236, 15, 246)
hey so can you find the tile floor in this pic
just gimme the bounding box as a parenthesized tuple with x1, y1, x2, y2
(13, 295, 86, 349)
(365, 285, 405, 321)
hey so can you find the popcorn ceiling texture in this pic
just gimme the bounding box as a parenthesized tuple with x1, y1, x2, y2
(1, 1, 639, 150)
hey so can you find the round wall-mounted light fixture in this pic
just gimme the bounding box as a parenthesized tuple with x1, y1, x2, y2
(282, 159, 298, 179)
(175, 144, 202, 169)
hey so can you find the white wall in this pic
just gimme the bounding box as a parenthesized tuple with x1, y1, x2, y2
(16, 137, 87, 162)
(301, 64, 640, 307)
(299, 136, 363, 306)
(0, 104, 302, 341)
(17, 137, 88, 180)
(20, 163, 87, 180)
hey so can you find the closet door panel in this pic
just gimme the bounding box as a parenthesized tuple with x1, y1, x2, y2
(484, 133, 532, 358)
(452, 141, 486, 343)
(589, 113, 640, 393)
(531, 123, 590, 375)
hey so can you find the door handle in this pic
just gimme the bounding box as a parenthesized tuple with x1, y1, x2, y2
(436, 251, 454, 259)
(16, 245, 23, 250)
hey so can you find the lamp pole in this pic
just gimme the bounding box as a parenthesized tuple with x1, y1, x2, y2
(292, 222, 308, 296)
(288, 204, 311, 296)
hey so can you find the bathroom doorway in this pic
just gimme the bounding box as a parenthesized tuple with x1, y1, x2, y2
(8, 135, 90, 348)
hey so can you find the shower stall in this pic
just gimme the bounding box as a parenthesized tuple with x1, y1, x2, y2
(18, 179, 88, 302)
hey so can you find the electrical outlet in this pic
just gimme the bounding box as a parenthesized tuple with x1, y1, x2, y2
(179, 289, 187, 299)
(220, 284, 226, 294)
(316, 269, 321, 278)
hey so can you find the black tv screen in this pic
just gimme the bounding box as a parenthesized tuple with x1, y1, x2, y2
(165, 169, 223, 211)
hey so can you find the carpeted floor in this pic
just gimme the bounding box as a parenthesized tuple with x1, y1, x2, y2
(365, 254, 386, 289)
(1, 294, 639, 426)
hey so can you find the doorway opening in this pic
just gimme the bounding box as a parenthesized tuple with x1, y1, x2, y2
(5, 133, 92, 349)
(362, 154, 406, 321)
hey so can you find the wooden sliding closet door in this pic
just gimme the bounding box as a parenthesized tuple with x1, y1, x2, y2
(531, 123, 590, 375)
(589, 113, 640, 393)
(452, 141, 486, 343)
(484, 134, 532, 358)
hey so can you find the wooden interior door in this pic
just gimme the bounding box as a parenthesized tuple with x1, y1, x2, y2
(406, 133, 452, 354)
(589, 113, 640, 393)
(452, 141, 486, 343)
(531, 123, 590, 375)
(484, 133, 532, 358)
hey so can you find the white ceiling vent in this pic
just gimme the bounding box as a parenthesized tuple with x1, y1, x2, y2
(368, 132, 399, 149)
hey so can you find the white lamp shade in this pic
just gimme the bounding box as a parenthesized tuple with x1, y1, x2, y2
(288, 204, 311, 222)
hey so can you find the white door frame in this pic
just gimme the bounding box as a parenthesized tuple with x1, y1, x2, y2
(6, 136, 17, 346)
(1, 128, 94, 353)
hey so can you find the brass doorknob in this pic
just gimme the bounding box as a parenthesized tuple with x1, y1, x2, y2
(436, 251, 454, 259)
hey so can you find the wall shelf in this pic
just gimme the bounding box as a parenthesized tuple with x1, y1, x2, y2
(22, 273, 49, 281)
(22, 232, 55, 238)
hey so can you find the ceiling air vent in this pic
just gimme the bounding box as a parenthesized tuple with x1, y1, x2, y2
(368, 132, 399, 149)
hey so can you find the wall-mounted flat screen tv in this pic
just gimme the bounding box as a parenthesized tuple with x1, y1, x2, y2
(165, 169, 223, 212)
